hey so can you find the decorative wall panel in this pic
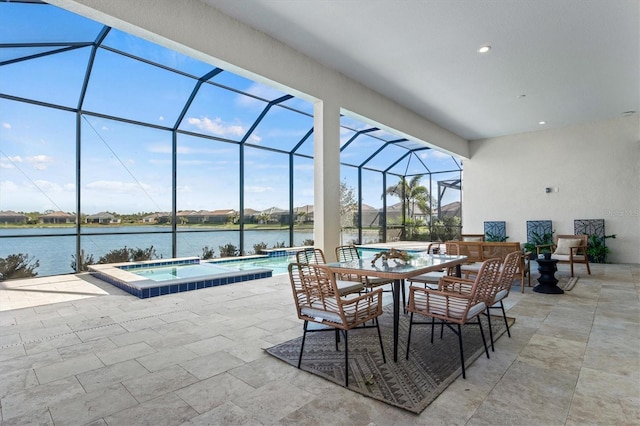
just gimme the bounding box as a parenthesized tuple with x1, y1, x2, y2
(526, 220, 553, 243)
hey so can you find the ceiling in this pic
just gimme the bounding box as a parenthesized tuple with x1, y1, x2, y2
(202, 0, 639, 141)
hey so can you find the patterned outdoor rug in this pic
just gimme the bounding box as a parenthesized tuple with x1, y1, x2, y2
(266, 306, 514, 414)
(557, 276, 579, 291)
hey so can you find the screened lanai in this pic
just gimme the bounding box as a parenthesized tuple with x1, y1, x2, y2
(0, 1, 462, 277)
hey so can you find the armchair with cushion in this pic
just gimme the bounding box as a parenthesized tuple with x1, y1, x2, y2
(460, 233, 485, 242)
(536, 234, 591, 277)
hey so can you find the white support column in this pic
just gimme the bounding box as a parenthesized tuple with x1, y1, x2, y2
(313, 100, 341, 260)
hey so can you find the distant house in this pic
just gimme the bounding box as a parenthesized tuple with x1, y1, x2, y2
(142, 213, 168, 224)
(209, 209, 237, 224)
(434, 201, 461, 218)
(259, 207, 290, 225)
(387, 202, 429, 223)
(357, 204, 381, 228)
(293, 204, 314, 223)
(85, 212, 120, 224)
(39, 211, 76, 224)
(0, 210, 29, 224)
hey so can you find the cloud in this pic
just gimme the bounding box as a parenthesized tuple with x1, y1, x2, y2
(2, 122, 11, 129)
(85, 180, 151, 193)
(1, 155, 54, 170)
(236, 83, 285, 108)
(187, 116, 245, 138)
(26, 155, 54, 170)
(419, 150, 452, 160)
(245, 185, 273, 193)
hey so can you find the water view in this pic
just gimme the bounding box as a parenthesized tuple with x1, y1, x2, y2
(0, 226, 376, 277)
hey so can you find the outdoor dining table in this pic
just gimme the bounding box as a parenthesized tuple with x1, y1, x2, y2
(326, 253, 468, 362)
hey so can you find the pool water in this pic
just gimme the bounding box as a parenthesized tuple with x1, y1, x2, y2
(133, 262, 241, 282)
(210, 255, 297, 276)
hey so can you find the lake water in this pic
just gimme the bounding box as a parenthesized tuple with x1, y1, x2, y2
(0, 226, 377, 277)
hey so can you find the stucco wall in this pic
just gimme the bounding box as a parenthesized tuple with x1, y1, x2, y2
(463, 114, 640, 264)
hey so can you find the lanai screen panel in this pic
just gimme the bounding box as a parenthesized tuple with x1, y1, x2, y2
(179, 76, 267, 142)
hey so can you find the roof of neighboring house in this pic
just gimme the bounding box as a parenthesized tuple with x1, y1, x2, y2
(293, 205, 314, 214)
(435, 201, 461, 216)
(386, 202, 428, 214)
(0, 210, 28, 218)
(260, 207, 288, 214)
(39, 211, 75, 218)
(86, 212, 116, 219)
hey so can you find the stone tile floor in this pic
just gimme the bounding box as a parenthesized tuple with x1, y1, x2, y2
(0, 263, 638, 425)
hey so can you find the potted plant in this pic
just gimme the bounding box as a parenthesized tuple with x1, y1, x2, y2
(523, 230, 555, 260)
(587, 234, 616, 263)
(486, 232, 509, 242)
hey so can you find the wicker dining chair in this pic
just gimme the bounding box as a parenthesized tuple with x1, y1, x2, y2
(296, 247, 364, 296)
(484, 251, 520, 350)
(335, 245, 395, 293)
(407, 242, 460, 289)
(288, 262, 386, 387)
(405, 257, 502, 379)
(437, 251, 519, 352)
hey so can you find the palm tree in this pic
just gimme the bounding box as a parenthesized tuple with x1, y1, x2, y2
(385, 175, 430, 237)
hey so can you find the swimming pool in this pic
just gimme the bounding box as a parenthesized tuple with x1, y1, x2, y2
(89, 257, 272, 299)
(89, 246, 427, 299)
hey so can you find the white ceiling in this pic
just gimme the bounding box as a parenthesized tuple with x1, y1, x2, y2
(202, 0, 639, 141)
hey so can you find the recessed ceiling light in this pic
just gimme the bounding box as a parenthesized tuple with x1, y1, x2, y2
(478, 45, 491, 53)
(622, 111, 636, 116)
(538, 121, 547, 125)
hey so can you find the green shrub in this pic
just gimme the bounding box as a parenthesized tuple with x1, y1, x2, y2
(201, 246, 215, 260)
(301, 239, 314, 246)
(0, 253, 39, 280)
(253, 242, 268, 254)
(219, 243, 239, 257)
(272, 241, 286, 249)
(71, 249, 95, 272)
(98, 246, 157, 264)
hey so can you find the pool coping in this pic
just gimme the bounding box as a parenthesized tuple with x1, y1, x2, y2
(89, 257, 272, 299)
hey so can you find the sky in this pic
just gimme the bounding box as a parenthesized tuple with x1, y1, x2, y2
(0, 2, 461, 215)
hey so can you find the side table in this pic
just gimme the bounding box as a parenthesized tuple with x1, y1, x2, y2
(534, 258, 564, 294)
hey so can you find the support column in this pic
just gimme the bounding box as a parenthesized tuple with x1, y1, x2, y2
(313, 100, 341, 260)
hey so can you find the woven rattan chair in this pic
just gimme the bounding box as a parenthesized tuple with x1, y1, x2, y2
(288, 262, 386, 387)
(407, 242, 460, 289)
(335, 245, 395, 292)
(296, 247, 364, 296)
(438, 252, 520, 351)
(405, 257, 502, 379)
(484, 251, 520, 350)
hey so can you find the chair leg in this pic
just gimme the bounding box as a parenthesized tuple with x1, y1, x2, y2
(485, 310, 495, 352)
(335, 329, 340, 350)
(406, 312, 414, 360)
(375, 317, 386, 364)
(298, 321, 308, 368)
(430, 315, 435, 344)
(500, 300, 511, 338)
(586, 260, 591, 275)
(477, 315, 490, 359)
(343, 330, 349, 387)
(570, 261, 575, 277)
(457, 323, 466, 379)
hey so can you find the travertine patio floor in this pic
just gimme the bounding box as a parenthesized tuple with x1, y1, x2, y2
(1, 262, 638, 425)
